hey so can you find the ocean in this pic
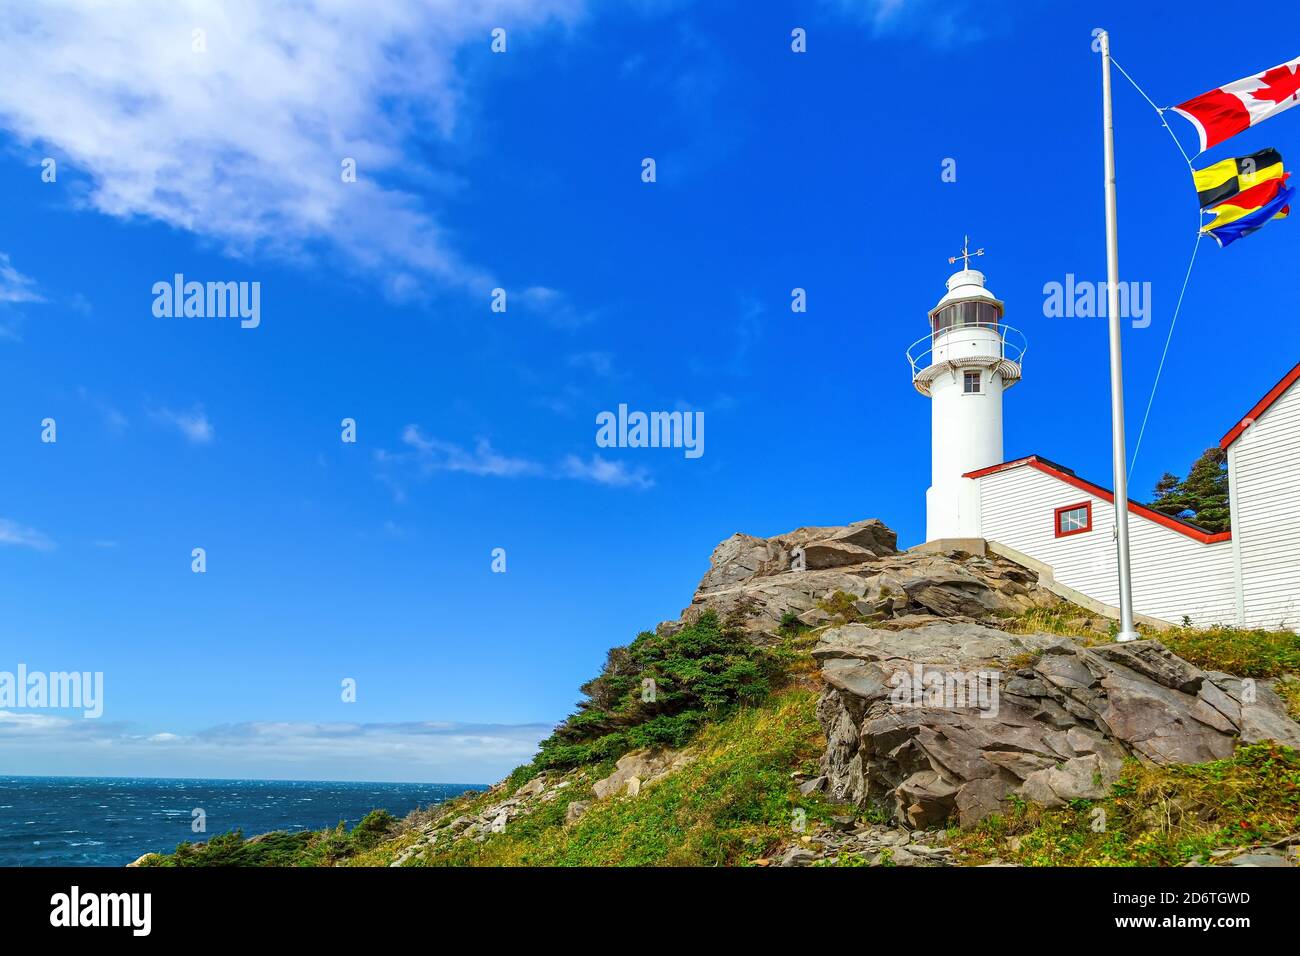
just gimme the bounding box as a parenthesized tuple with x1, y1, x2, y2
(0, 776, 484, 867)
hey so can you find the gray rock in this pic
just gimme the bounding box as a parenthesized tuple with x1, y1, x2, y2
(515, 776, 547, 798)
(798, 775, 827, 796)
(815, 624, 1300, 830)
(779, 847, 818, 867)
(592, 747, 690, 800)
(564, 800, 592, 825)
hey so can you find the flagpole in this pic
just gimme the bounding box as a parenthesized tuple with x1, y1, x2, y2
(1100, 30, 1140, 642)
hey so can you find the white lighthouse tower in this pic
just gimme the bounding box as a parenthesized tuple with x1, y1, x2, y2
(907, 239, 1026, 542)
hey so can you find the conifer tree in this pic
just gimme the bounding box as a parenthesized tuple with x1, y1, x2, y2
(1148, 447, 1231, 533)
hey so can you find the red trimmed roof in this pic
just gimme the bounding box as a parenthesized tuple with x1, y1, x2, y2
(964, 455, 1232, 544)
(1220, 361, 1300, 449)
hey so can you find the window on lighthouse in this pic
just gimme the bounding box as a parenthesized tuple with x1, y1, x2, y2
(963, 371, 981, 394)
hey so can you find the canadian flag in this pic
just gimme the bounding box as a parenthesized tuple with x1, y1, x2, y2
(1174, 55, 1300, 152)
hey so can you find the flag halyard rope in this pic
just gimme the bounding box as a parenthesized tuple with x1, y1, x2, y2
(1130, 229, 1204, 473)
(1110, 57, 1199, 166)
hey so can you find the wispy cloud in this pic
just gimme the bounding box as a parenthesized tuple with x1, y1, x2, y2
(0, 519, 54, 551)
(0, 1, 585, 299)
(396, 426, 542, 478)
(0, 252, 41, 304)
(567, 350, 618, 378)
(517, 286, 598, 330)
(561, 454, 653, 488)
(0, 711, 549, 783)
(0, 252, 42, 340)
(152, 405, 214, 444)
(376, 427, 652, 497)
(76, 386, 128, 435)
(824, 0, 987, 46)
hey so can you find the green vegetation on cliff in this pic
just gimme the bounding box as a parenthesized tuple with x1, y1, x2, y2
(137, 810, 401, 867)
(421, 688, 827, 866)
(136, 608, 1299, 868)
(521, 610, 789, 778)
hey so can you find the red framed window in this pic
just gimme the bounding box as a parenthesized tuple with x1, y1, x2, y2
(1054, 501, 1092, 538)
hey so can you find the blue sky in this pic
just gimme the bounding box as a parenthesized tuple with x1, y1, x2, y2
(1, 0, 1297, 782)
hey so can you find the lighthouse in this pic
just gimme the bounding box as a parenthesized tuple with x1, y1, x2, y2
(907, 239, 1026, 542)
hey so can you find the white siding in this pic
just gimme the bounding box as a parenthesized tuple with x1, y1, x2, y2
(1231, 379, 1300, 630)
(977, 466, 1236, 627)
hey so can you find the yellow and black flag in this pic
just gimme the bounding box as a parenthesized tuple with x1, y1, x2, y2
(1193, 147, 1285, 208)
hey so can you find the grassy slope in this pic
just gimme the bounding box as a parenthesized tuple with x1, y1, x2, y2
(414, 688, 827, 867)
(137, 608, 1300, 867)
(950, 743, 1300, 866)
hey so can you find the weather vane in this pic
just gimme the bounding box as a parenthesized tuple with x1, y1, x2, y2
(948, 235, 985, 270)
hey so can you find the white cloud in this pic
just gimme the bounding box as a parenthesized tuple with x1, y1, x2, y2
(561, 454, 654, 488)
(0, 252, 42, 340)
(0, 252, 41, 304)
(0, 1, 585, 297)
(152, 405, 214, 444)
(0, 711, 549, 782)
(397, 426, 541, 478)
(0, 519, 54, 551)
(376, 427, 653, 495)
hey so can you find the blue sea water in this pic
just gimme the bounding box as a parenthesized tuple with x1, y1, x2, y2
(0, 776, 485, 867)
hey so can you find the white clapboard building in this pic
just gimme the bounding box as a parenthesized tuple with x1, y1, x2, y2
(908, 263, 1300, 631)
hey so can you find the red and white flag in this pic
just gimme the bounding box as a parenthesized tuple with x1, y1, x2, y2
(1173, 55, 1300, 152)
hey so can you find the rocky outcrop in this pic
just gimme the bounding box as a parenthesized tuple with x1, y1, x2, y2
(591, 748, 691, 800)
(680, 518, 1062, 640)
(814, 622, 1300, 829)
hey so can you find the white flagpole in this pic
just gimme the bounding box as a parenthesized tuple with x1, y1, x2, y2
(1100, 30, 1140, 642)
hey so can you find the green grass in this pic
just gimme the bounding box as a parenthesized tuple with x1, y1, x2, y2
(1005, 606, 1300, 678)
(416, 687, 829, 867)
(1159, 626, 1300, 679)
(1275, 678, 1300, 722)
(950, 744, 1300, 866)
(816, 590, 867, 625)
(1002, 605, 1123, 643)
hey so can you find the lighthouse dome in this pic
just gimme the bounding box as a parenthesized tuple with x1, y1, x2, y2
(930, 269, 1005, 326)
(935, 269, 1000, 308)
